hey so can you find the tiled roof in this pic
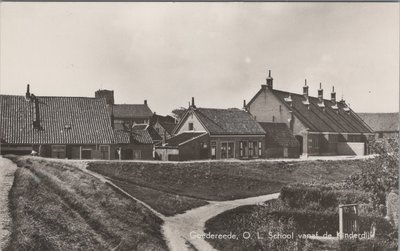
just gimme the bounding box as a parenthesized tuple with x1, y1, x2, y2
(109, 104, 153, 119)
(358, 113, 399, 132)
(132, 124, 162, 142)
(166, 132, 207, 147)
(113, 129, 131, 144)
(131, 125, 154, 144)
(248, 88, 372, 134)
(185, 108, 266, 135)
(0, 95, 115, 144)
(259, 122, 300, 147)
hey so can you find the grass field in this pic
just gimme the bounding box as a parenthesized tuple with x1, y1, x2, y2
(4, 156, 167, 251)
(88, 158, 372, 202)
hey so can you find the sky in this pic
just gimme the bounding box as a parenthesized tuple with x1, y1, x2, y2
(1, 3, 398, 115)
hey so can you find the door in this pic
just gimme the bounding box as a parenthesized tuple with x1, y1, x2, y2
(133, 150, 141, 160)
(81, 149, 92, 159)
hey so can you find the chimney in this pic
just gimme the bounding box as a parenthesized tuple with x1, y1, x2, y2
(266, 70, 273, 89)
(95, 89, 114, 105)
(303, 79, 309, 98)
(243, 100, 247, 110)
(191, 97, 196, 108)
(25, 84, 31, 101)
(144, 99, 147, 105)
(318, 83, 323, 101)
(331, 86, 336, 103)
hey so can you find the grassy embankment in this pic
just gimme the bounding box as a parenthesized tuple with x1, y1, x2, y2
(88, 158, 372, 216)
(4, 156, 167, 251)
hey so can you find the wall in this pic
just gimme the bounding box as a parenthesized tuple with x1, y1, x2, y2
(155, 148, 179, 161)
(179, 134, 210, 161)
(110, 144, 153, 160)
(337, 142, 365, 156)
(247, 88, 307, 136)
(153, 121, 171, 142)
(175, 111, 206, 134)
(210, 135, 265, 159)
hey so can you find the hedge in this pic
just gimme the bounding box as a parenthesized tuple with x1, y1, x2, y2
(266, 209, 393, 236)
(280, 183, 373, 212)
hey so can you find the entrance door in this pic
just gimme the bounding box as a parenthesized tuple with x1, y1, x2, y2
(295, 136, 303, 154)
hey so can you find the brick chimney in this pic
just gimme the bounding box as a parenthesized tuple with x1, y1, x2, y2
(144, 100, 147, 105)
(95, 89, 114, 105)
(25, 84, 31, 101)
(303, 79, 309, 98)
(266, 70, 273, 89)
(243, 100, 247, 110)
(302, 79, 310, 109)
(331, 86, 336, 103)
(318, 83, 323, 101)
(191, 97, 196, 108)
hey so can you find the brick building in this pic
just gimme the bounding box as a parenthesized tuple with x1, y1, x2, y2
(156, 98, 266, 161)
(246, 71, 374, 156)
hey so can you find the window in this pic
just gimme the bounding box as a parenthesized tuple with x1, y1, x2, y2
(189, 122, 194, 131)
(249, 142, 254, 157)
(240, 141, 243, 157)
(258, 141, 262, 157)
(221, 142, 234, 159)
(211, 141, 216, 159)
(81, 147, 92, 159)
(99, 145, 110, 160)
(51, 145, 66, 159)
(200, 142, 208, 148)
(156, 127, 160, 133)
(378, 132, 383, 138)
(312, 137, 319, 149)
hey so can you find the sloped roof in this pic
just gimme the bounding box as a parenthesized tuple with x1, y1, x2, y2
(151, 114, 177, 134)
(358, 113, 399, 132)
(0, 95, 115, 144)
(113, 129, 131, 144)
(180, 107, 265, 135)
(259, 122, 299, 147)
(132, 124, 162, 142)
(247, 88, 372, 134)
(165, 132, 207, 147)
(110, 104, 153, 119)
(131, 124, 154, 144)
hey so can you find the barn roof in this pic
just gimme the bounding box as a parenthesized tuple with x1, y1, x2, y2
(109, 104, 153, 119)
(247, 87, 373, 134)
(132, 124, 161, 143)
(0, 95, 115, 144)
(259, 122, 299, 147)
(358, 113, 399, 132)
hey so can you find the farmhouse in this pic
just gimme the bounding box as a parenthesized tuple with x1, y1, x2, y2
(156, 98, 266, 161)
(246, 71, 375, 156)
(358, 113, 399, 140)
(0, 85, 154, 160)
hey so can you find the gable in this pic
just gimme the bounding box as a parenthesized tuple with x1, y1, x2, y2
(175, 110, 207, 134)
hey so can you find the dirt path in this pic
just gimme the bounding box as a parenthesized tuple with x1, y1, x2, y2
(0, 157, 18, 250)
(162, 193, 280, 251)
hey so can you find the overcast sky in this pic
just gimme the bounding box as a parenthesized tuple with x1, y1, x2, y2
(1, 3, 398, 115)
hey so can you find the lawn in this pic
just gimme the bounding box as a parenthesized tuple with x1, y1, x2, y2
(88, 158, 373, 201)
(4, 156, 168, 251)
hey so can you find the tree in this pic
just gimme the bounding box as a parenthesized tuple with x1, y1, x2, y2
(171, 107, 187, 121)
(346, 137, 399, 205)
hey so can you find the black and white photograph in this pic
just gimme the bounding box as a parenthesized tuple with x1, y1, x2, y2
(0, 2, 398, 251)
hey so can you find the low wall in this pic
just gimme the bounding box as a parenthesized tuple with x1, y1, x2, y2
(337, 142, 365, 156)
